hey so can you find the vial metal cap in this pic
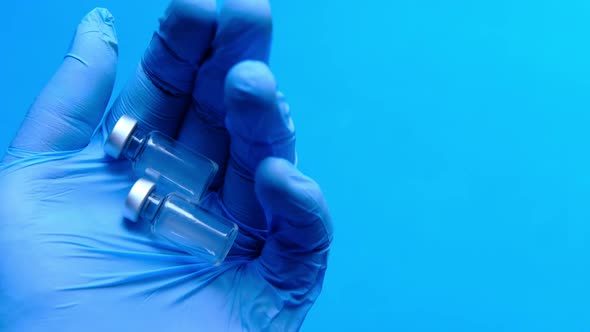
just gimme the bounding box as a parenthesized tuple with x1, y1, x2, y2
(124, 179, 156, 222)
(104, 115, 138, 159)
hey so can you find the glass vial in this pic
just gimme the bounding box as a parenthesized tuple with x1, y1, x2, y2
(124, 178, 239, 264)
(104, 115, 218, 202)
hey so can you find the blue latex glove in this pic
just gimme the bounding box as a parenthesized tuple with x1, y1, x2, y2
(0, 1, 333, 331)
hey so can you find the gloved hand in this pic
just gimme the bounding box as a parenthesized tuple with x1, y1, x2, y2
(0, 1, 333, 331)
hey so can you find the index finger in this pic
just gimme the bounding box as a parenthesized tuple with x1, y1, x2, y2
(105, 0, 217, 136)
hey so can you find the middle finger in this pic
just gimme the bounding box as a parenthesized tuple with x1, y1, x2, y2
(176, 0, 273, 188)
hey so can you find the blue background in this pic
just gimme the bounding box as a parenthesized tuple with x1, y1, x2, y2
(1, 1, 590, 331)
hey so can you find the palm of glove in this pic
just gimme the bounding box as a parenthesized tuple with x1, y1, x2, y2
(0, 2, 332, 332)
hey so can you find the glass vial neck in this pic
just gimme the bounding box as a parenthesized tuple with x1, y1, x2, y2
(122, 127, 149, 160)
(139, 191, 165, 224)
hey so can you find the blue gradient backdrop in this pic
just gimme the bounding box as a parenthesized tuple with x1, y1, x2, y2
(1, 1, 590, 331)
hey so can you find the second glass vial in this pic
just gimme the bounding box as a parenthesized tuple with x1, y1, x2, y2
(124, 178, 239, 265)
